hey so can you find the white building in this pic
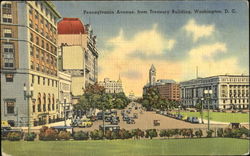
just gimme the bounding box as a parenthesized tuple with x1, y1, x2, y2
(99, 77, 123, 94)
(180, 75, 249, 109)
(58, 71, 72, 120)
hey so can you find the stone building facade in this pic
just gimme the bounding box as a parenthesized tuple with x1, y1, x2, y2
(143, 65, 180, 101)
(1, 1, 61, 126)
(57, 18, 98, 103)
(99, 77, 123, 93)
(180, 75, 249, 109)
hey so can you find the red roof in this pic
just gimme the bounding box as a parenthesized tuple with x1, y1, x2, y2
(57, 18, 86, 34)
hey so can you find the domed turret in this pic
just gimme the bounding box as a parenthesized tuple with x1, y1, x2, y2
(57, 18, 86, 34)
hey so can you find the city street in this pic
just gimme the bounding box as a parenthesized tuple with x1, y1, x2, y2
(73, 102, 231, 132)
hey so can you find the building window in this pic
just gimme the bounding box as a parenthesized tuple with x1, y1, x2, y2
(30, 61, 34, 70)
(43, 77, 45, 85)
(42, 40, 44, 48)
(29, 20, 33, 28)
(38, 76, 40, 84)
(5, 100, 15, 114)
(2, 2, 12, 23)
(3, 43, 14, 68)
(35, 10, 38, 19)
(30, 45, 34, 56)
(5, 74, 13, 82)
(41, 51, 44, 60)
(36, 36, 39, 45)
(4, 29, 12, 38)
(40, 3, 44, 12)
(35, 24, 38, 32)
(30, 33, 34, 42)
(36, 64, 40, 71)
(32, 75, 35, 83)
(48, 79, 50, 86)
(52, 80, 54, 87)
(36, 48, 40, 58)
(32, 100, 36, 113)
(41, 65, 44, 72)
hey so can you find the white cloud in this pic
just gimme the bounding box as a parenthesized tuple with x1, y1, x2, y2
(183, 19, 215, 42)
(99, 25, 179, 96)
(181, 42, 242, 80)
(99, 24, 245, 97)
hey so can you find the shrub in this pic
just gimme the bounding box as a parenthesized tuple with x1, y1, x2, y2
(90, 130, 103, 140)
(119, 129, 131, 139)
(24, 132, 37, 141)
(206, 130, 214, 138)
(159, 130, 166, 137)
(217, 128, 224, 137)
(195, 129, 203, 138)
(111, 131, 119, 140)
(58, 131, 71, 140)
(39, 127, 58, 141)
(145, 129, 157, 139)
(224, 128, 233, 137)
(239, 127, 250, 138)
(73, 131, 89, 140)
(7, 132, 22, 141)
(105, 130, 112, 140)
(165, 129, 173, 139)
(131, 129, 144, 139)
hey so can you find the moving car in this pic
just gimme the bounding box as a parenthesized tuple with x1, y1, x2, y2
(78, 119, 93, 128)
(126, 118, 135, 124)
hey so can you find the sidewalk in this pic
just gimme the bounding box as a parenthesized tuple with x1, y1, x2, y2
(15, 119, 72, 131)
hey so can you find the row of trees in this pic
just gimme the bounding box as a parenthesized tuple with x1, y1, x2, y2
(138, 87, 180, 111)
(74, 83, 130, 113)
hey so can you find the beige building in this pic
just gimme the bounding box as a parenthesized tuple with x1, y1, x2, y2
(1, 1, 61, 126)
(180, 75, 249, 109)
(58, 71, 72, 120)
(99, 77, 123, 93)
(57, 18, 98, 103)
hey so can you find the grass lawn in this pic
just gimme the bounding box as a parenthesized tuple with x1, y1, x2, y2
(179, 111, 249, 123)
(2, 138, 249, 156)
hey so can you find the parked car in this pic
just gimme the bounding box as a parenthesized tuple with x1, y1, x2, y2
(112, 116, 120, 122)
(186, 117, 192, 122)
(51, 126, 74, 134)
(99, 125, 120, 132)
(1, 121, 11, 129)
(191, 117, 199, 123)
(123, 116, 130, 121)
(110, 119, 119, 125)
(78, 119, 93, 128)
(153, 120, 160, 126)
(133, 113, 138, 119)
(105, 116, 113, 122)
(176, 114, 183, 120)
(182, 116, 188, 121)
(126, 118, 135, 124)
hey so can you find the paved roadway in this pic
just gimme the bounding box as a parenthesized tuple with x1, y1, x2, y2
(74, 102, 233, 132)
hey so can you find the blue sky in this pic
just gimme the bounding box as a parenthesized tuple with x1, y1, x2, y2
(54, 0, 249, 96)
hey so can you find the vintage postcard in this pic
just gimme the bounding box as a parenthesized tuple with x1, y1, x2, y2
(1, 0, 249, 156)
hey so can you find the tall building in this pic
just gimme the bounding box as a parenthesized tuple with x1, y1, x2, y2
(180, 75, 249, 109)
(149, 64, 156, 86)
(1, 1, 61, 126)
(99, 77, 123, 93)
(57, 18, 98, 103)
(143, 65, 180, 101)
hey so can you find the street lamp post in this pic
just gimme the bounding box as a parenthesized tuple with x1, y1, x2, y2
(204, 89, 212, 130)
(23, 83, 34, 134)
(201, 98, 204, 124)
(63, 97, 67, 127)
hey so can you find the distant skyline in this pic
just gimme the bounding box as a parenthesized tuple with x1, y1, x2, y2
(54, 0, 249, 97)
